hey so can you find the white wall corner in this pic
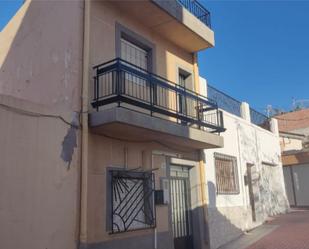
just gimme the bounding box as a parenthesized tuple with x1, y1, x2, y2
(240, 102, 251, 122)
(199, 76, 208, 97)
(270, 118, 279, 136)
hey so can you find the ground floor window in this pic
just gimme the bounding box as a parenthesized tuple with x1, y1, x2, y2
(214, 153, 239, 194)
(109, 169, 155, 233)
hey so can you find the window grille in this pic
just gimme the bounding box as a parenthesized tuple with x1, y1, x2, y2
(214, 153, 239, 194)
(110, 169, 155, 233)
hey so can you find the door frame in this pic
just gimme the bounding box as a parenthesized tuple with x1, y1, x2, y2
(247, 163, 256, 222)
(167, 157, 203, 249)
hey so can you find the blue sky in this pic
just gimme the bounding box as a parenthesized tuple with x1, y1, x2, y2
(199, 0, 309, 113)
(0, 0, 23, 30)
(1, 1, 308, 114)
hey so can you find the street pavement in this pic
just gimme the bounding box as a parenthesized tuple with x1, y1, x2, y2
(219, 208, 309, 249)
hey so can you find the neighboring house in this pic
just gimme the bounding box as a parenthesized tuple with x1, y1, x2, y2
(276, 109, 309, 207)
(277, 108, 309, 136)
(0, 1, 224, 249)
(200, 79, 289, 249)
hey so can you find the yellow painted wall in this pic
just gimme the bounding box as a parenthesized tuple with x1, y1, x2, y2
(86, 1, 204, 244)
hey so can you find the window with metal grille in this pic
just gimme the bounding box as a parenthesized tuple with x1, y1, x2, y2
(110, 169, 155, 234)
(214, 153, 239, 194)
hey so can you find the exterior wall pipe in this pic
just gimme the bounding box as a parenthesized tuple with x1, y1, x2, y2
(79, 0, 90, 246)
(193, 52, 209, 248)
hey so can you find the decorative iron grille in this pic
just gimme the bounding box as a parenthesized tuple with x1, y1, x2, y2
(110, 169, 155, 233)
(214, 153, 239, 195)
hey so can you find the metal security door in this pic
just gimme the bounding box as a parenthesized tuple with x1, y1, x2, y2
(170, 166, 193, 249)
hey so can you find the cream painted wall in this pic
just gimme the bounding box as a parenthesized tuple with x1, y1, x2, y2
(86, 132, 200, 243)
(88, 1, 197, 108)
(0, 1, 84, 249)
(280, 136, 303, 152)
(0, 95, 80, 249)
(86, 1, 204, 244)
(0, 0, 83, 111)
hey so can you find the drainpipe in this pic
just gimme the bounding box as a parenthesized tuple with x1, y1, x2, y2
(193, 52, 209, 248)
(79, 0, 90, 247)
(193, 52, 207, 206)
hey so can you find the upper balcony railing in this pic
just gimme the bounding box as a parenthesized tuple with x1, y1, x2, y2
(208, 84, 271, 131)
(177, 0, 211, 28)
(92, 58, 225, 133)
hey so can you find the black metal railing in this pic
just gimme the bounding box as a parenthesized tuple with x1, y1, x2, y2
(207, 84, 271, 131)
(177, 0, 211, 28)
(250, 108, 271, 131)
(207, 84, 242, 117)
(92, 58, 225, 133)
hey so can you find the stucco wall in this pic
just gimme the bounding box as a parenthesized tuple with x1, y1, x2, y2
(84, 2, 207, 247)
(0, 1, 83, 249)
(203, 110, 289, 249)
(88, 0, 196, 109)
(0, 0, 83, 110)
(0, 95, 80, 249)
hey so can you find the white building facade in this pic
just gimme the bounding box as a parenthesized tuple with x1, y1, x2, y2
(200, 77, 289, 249)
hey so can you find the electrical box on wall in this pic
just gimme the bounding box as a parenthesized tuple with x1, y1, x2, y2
(161, 178, 170, 205)
(155, 190, 164, 205)
(154, 178, 170, 205)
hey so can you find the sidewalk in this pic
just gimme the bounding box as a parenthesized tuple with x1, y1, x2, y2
(219, 209, 309, 249)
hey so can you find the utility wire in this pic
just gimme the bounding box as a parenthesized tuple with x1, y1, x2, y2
(0, 103, 79, 128)
(0, 102, 194, 152)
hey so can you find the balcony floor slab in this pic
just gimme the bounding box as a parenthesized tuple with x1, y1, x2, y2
(89, 107, 223, 150)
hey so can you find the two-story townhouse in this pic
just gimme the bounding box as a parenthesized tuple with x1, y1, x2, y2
(0, 1, 225, 249)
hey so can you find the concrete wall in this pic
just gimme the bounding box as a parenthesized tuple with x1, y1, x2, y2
(0, 1, 83, 249)
(202, 100, 289, 249)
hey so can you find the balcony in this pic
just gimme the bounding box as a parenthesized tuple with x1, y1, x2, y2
(89, 59, 224, 150)
(107, 0, 215, 52)
(176, 0, 211, 28)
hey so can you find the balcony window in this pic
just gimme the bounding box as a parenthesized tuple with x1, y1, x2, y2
(121, 38, 148, 70)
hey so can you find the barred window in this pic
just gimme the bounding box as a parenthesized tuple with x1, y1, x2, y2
(110, 169, 155, 233)
(214, 153, 239, 194)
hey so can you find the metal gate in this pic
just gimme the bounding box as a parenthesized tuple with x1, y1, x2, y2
(170, 166, 193, 249)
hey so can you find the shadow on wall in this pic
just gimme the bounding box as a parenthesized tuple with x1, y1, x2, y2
(204, 182, 244, 249)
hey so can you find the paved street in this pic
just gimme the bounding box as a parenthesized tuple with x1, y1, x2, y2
(220, 209, 309, 249)
(247, 209, 309, 249)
